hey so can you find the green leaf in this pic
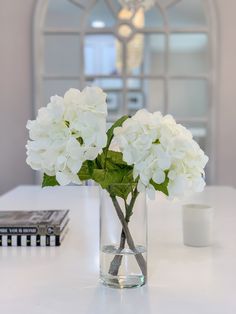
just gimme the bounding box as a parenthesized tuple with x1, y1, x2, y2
(150, 173, 169, 196)
(119, 169, 137, 199)
(92, 166, 136, 199)
(108, 184, 134, 200)
(87, 160, 94, 176)
(42, 174, 59, 188)
(92, 169, 124, 189)
(78, 161, 93, 181)
(105, 115, 129, 151)
(93, 149, 136, 199)
(121, 169, 136, 184)
(106, 151, 129, 167)
(101, 115, 129, 173)
(98, 150, 131, 170)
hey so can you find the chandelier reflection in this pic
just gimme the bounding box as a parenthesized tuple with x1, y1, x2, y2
(116, 7, 144, 74)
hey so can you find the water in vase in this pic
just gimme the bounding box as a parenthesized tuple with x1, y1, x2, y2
(100, 244, 147, 288)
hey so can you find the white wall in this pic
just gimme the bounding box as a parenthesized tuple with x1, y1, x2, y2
(0, 0, 235, 194)
(215, 0, 236, 186)
(0, 0, 36, 194)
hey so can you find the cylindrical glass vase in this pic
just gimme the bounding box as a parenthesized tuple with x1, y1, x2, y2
(99, 184, 147, 288)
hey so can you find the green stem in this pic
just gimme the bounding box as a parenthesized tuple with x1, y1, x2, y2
(108, 189, 147, 277)
(108, 198, 132, 276)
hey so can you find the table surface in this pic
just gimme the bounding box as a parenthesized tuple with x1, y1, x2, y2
(0, 185, 235, 314)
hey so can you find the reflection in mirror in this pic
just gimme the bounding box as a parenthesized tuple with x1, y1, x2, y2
(118, 24, 133, 38)
(168, 79, 208, 118)
(109, 0, 122, 16)
(169, 33, 208, 74)
(85, 35, 117, 75)
(142, 5, 163, 28)
(127, 79, 141, 89)
(143, 34, 165, 76)
(87, 78, 123, 89)
(126, 79, 164, 115)
(88, 0, 116, 28)
(44, 35, 80, 76)
(45, 0, 83, 29)
(116, 8, 144, 75)
(43, 80, 79, 106)
(158, 0, 179, 8)
(167, 0, 207, 28)
(143, 80, 164, 113)
(127, 91, 144, 115)
(126, 79, 143, 115)
(124, 33, 144, 75)
(36, 0, 213, 181)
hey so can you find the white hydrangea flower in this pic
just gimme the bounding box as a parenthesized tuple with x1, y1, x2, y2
(113, 109, 208, 199)
(64, 86, 107, 118)
(26, 87, 108, 185)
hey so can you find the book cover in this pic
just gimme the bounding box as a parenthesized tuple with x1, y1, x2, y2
(0, 225, 69, 247)
(0, 210, 69, 236)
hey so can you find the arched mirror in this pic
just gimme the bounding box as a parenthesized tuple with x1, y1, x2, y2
(33, 0, 218, 182)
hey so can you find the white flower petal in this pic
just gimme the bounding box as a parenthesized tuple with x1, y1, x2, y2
(137, 180, 146, 193)
(67, 158, 82, 174)
(152, 169, 165, 184)
(146, 184, 156, 200)
(56, 171, 72, 186)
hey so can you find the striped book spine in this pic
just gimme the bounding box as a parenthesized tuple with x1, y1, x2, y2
(0, 235, 62, 247)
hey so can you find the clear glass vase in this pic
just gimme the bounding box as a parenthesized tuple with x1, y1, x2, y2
(99, 184, 147, 288)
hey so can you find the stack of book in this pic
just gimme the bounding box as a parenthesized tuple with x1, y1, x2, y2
(0, 209, 69, 247)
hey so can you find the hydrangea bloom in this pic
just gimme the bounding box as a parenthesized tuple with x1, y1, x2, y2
(26, 87, 107, 185)
(113, 109, 208, 199)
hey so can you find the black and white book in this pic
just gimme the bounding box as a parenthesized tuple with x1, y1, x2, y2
(0, 210, 69, 236)
(0, 225, 69, 247)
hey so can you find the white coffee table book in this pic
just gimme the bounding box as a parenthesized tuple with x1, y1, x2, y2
(0, 185, 235, 314)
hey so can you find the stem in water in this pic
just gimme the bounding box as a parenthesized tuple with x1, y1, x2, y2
(109, 194, 147, 277)
(108, 189, 138, 276)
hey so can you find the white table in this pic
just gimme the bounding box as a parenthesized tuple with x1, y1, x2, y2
(0, 185, 235, 314)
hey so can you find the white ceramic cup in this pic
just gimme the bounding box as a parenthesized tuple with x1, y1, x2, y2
(182, 204, 214, 247)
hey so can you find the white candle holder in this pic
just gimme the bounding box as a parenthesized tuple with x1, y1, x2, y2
(182, 204, 214, 247)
